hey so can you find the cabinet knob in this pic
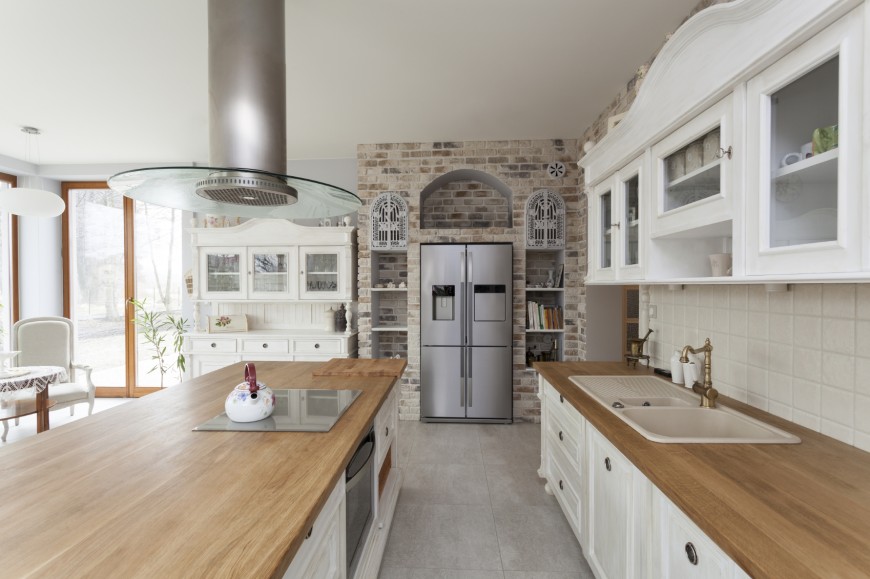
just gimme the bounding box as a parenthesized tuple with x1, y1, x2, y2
(558, 480, 564, 491)
(605, 457, 612, 472)
(210, 343, 216, 348)
(717, 145, 733, 160)
(559, 394, 564, 403)
(610, 221, 621, 229)
(385, 426, 389, 437)
(685, 542, 698, 566)
(306, 526, 313, 540)
(315, 343, 320, 349)
(262, 343, 268, 349)
(558, 430, 564, 441)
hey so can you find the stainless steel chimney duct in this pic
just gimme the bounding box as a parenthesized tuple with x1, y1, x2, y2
(108, 0, 360, 219)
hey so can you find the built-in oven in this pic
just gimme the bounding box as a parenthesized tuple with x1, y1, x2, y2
(346, 427, 374, 578)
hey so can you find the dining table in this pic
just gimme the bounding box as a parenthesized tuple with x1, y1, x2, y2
(0, 365, 66, 435)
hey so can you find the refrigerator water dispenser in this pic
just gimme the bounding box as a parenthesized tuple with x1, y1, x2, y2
(432, 285, 455, 320)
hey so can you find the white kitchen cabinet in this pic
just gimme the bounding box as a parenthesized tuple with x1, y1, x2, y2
(589, 155, 647, 281)
(585, 426, 650, 579)
(745, 10, 864, 275)
(283, 475, 347, 579)
(185, 331, 358, 378)
(580, 0, 868, 283)
(653, 486, 750, 579)
(539, 378, 585, 542)
(191, 219, 355, 303)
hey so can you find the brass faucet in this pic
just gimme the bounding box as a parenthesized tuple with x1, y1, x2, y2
(680, 338, 719, 408)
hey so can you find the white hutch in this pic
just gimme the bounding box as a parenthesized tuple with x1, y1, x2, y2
(185, 219, 357, 378)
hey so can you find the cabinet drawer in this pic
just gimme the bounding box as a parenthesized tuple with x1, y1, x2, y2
(547, 442, 581, 536)
(294, 339, 342, 354)
(546, 402, 581, 471)
(544, 383, 583, 437)
(241, 339, 289, 354)
(189, 338, 237, 353)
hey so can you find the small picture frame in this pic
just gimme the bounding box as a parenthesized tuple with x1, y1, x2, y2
(556, 264, 565, 288)
(208, 314, 248, 333)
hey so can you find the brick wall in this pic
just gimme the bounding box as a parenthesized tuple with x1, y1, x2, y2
(356, 140, 581, 422)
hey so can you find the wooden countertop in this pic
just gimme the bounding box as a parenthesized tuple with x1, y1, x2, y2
(535, 361, 870, 579)
(0, 360, 405, 578)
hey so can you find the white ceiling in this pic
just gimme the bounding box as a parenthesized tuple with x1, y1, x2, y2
(0, 0, 700, 170)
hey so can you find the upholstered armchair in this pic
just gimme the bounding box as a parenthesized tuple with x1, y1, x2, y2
(2, 317, 96, 441)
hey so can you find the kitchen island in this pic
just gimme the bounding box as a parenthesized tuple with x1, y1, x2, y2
(0, 360, 404, 578)
(536, 361, 870, 579)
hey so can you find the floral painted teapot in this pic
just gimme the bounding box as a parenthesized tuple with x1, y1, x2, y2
(225, 363, 276, 423)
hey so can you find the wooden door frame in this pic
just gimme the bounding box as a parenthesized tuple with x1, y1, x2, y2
(61, 183, 160, 398)
(0, 173, 20, 324)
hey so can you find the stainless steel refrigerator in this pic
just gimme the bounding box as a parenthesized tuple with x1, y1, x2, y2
(421, 243, 513, 423)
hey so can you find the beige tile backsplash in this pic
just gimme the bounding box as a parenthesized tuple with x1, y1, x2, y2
(647, 284, 870, 452)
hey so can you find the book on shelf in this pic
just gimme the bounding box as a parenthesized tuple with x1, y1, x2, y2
(556, 264, 564, 288)
(526, 300, 563, 330)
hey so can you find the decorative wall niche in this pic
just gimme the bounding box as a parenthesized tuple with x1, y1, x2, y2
(526, 189, 565, 248)
(420, 169, 514, 230)
(370, 192, 408, 250)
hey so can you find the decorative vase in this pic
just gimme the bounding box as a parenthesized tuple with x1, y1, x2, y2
(225, 363, 275, 423)
(325, 306, 336, 332)
(546, 269, 555, 288)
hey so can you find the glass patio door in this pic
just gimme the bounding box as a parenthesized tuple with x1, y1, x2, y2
(63, 183, 183, 397)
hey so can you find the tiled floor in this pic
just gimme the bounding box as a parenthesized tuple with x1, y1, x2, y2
(1, 398, 132, 446)
(379, 420, 595, 579)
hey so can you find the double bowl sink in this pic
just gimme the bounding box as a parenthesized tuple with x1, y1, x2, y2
(569, 375, 800, 444)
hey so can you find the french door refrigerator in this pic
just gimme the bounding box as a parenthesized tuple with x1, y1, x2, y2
(421, 243, 513, 423)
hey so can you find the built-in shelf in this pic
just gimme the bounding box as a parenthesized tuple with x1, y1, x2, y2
(371, 288, 408, 292)
(526, 287, 565, 292)
(526, 328, 565, 333)
(371, 325, 408, 332)
(667, 158, 722, 189)
(774, 148, 838, 179)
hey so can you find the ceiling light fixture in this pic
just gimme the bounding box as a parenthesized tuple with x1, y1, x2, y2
(108, 0, 361, 219)
(0, 127, 65, 218)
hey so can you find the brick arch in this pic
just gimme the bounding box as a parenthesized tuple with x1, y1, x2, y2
(419, 169, 514, 229)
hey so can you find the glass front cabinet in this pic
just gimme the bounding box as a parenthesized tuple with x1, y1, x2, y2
(590, 155, 645, 281)
(299, 246, 350, 300)
(745, 11, 863, 275)
(201, 249, 245, 299)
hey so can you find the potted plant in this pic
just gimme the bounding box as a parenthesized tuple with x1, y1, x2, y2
(129, 298, 189, 388)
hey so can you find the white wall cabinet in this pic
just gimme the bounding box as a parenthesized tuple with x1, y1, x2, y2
(538, 377, 748, 579)
(745, 10, 864, 275)
(590, 155, 647, 281)
(580, 0, 868, 283)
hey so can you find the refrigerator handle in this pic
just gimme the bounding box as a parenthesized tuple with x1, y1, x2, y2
(460, 251, 467, 345)
(467, 251, 473, 283)
(467, 351, 473, 407)
(460, 250, 466, 283)
(460, 349, 466, 407)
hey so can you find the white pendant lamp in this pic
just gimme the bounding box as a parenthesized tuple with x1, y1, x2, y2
(0, 127, 65, 218)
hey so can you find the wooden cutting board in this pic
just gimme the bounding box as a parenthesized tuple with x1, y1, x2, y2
(312, 358, 407, 377)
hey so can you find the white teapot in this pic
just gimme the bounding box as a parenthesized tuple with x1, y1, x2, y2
(225, 363, 275, 423)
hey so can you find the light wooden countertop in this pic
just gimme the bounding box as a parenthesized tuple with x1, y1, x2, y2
(0, 360, 404, 578)
(535, 361, 870, 579)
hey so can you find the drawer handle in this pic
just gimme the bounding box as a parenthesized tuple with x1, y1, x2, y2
(210, 343, 216, 348)
(315, 343, 320, 349)
(262, 343, 268, 349)
(685, 542, 698, 566)
(559, 394, 564, 403)
(605, 457, 611, 472)
(558, 430, 563, 442)
(558, 480, 564, 491)
(385, 426, 389, 437)
(306, 526, 313, 540)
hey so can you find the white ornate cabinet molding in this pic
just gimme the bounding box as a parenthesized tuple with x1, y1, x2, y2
(580, 0, 868, 284)
(186, 219, 357, 378)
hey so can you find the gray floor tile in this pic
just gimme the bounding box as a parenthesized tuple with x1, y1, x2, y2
(503, 572, 591, 579)
(400, 463, 491, 506)
(406, 423, 484, 465)
(492, 504, 588, 573)
(478, 423, 541, 466)
(484, 463, 556, 509)
(379, 568, 504, 579)
(382, 503, 502, 571)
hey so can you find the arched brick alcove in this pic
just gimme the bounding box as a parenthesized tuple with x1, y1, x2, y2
(419, 169, 513, 229)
